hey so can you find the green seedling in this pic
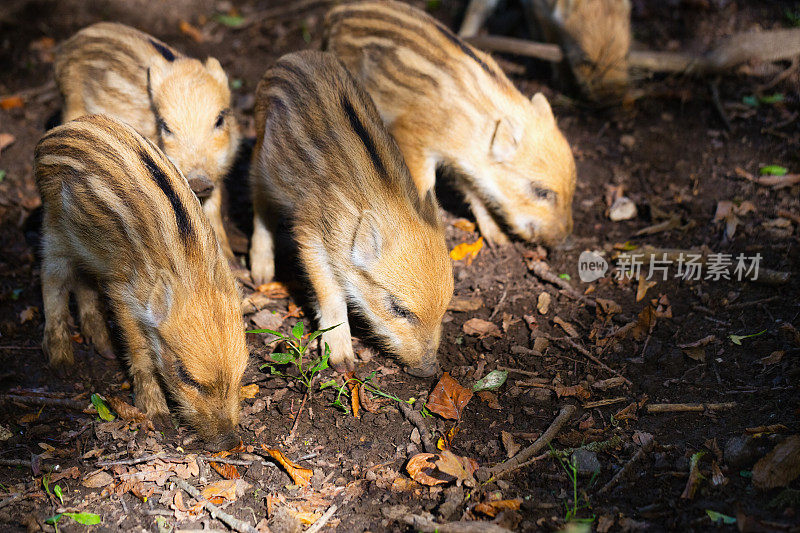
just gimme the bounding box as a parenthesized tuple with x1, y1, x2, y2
(46, 512, 101, 531)
(0, 170, 6, 183)
(320, 371, 418, 413)
(760, 165, 788, 176)
(729, 329, 766, 345)
(706, 510, 736, 525)
(53, 485, 64, 505)
(559, 273, 572, 280)
(214, 13, 245, 27)
(551, 445, 596, 525)
(250, 322, 339, 391)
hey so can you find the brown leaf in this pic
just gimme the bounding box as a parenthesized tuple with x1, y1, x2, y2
(476, 390, 501, 409)
(462, 318, 500, 338)
(251, 309, 284, 331)
(760, 351, 784, 365)
(537, 292, 551, 314)
(452, 219, 476, 233)
(107, 397, 148, 422)
(201, 479, 249, 505)
(0, 96, 24, 110)
(596, 298, 622, 317)
(358, 384, 380, 413)
(613, 402, 639, 422)
(591, 377, 627, 391)
(50, 466, 80, 483)
(210, 451, 241, 480)
(636, 276, 657, 302)
(631, 305, 656, 341)
(261, 446, 313, 487)
(434, 450, 478, 487)
(406, 453, 449, 486)
(473, 499, 522, 517)
(283, 303, 303, 319)
(681, 452, 705, 499)
(711, 460, 727, 487)
(554, 384, 590, 400)
(450, 237, 484, 265)
(426, 372, 473, 421)
(240, 384, 259, 400)
(448, 296, 484, 312)
(501, 431, 520, 458)
(82, 470, 114, 488)
(256, 281, 290, 299)
(19, 306, 37, 324)
(345, 372, 359, 418)
(553, 317, 579, 337)
(752, 435, 800, 490)
(0, 133, 15, 153)
(179, 20, 205, 42)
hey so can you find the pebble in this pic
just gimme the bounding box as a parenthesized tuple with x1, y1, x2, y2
(571, 449, 601, 476)
(609, 196, 638, 221)
(724, 436, 763, 469)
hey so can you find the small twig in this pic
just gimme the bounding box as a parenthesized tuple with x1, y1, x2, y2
(0, 459, 32, 468)
(96, 453, 163, 467)
(526, 261, 596, 308)
(397, 403, 436, 453)
(490, 404, 577, 478)
(554, 337, 633, 386)
(384, 505, 513, 532)
(285, 376, 317, 445)
(143, 509, 174, 516)
(0, 493, 22, 510)
(0, 394, 86, 410)
(305, 503, 338, 533)
(487, 288, 508, 321)
(497, 365, 539, 377)
(725, 295, 780, 310)
(646, 402, 736, 413)
(171, 477, 259, 533)
(597, 439, 655, 495)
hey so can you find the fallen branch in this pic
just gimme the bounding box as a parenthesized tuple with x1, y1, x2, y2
(526, 261, 596, 308)
(490, 404, 577, 478)
(171, 476, 259, 533)
(725, 295, 779, 310)
(552, 337, 633, 386)
(384, 505, 513, 533)
(97, 453, 277, 469)
(597, 438, 655, 495)
(96, 453, 163, 467)
(466, 28, 800, 74)
(0, 493, 22, 510)
(306, 503, 338, 533)
(0, 394, 86, 411)
(397, 403, 436, 453)
(646, 402, 736, 413)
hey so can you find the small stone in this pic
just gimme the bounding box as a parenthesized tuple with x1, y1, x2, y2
(609, 196, 637, 221)
(724, 436, 764, 469)
(410, 427, 421, 445)
(571, 449, 601, 477)
(537, 292, 551, 315)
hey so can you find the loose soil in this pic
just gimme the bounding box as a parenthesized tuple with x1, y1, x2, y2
(1, 1, 798, 532)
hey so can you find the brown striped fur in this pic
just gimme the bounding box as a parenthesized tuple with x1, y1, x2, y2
(532, 0, 631, 103)
(250, 51, 453, 376)
(35, 115, 247, 450)
(54, 22, 241, 259)
(323, 0, 576, 246)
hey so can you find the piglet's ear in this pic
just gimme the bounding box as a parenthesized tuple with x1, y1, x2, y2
(531, 92, 555, 124)
(351, 210, 382, 270)
(145, 271, 173, 328)
(490, 117, 520, 162)
(204, 57, 229, 88)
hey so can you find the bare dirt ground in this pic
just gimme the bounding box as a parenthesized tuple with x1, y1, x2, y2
(1, 1, 799, 531)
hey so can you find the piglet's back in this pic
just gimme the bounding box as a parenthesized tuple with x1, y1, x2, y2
(34, 114, 223, 285)
(253, 50, 438, 225)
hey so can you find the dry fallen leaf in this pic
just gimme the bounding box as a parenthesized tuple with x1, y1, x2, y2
(240, 383, 259, 400)
(501, 431, 520, 458)
(434, 450, 478, 487)
(473, 498, 522, 517)
(462, 318, 501, 338)
(596, 298, 622, 317)
(752, 435, 800, 490)
(107, 397, 150, 425)
(537, 292, 551, 314)
(358, 383, 381, 413)
(406, 453, 449, 486)
(179, 20, 205, 42)
(256, 281, 290, 299)
(450, 237, 484, 265)
(760, 351, 784, 366)
(426, 372, 473, 421)
(448, 296, 484, 312)
(681, 451, 706, 499)
(0, 133, 15, 154)
(476, 390, 501, 409)
(452, 219, 476, 233)
(345, 371, 360, 418)
(554, 384, 590, 400)
(82, 470, 114, 488)
(592, 377, 627, 391)
(261, 446, 313, 487)
(251, 309, 283, 331)
(636, 275, 657, 302)
(0, 96, 24, 110)
(201, 479, 249, 505)
(553, 317, 579, 338)
(210, 451, 241, 480)
(19, 306, 37, 324)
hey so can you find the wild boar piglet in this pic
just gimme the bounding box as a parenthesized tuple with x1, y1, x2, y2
(249, 51, 453, 377)
(55, 22, 240, 259)
(324, 0, 577, 246)
(35, 114, 247, 451)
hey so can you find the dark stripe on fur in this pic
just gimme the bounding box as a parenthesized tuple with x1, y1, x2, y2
(341, 95, 386, 177)
(140, 150, 192, 241)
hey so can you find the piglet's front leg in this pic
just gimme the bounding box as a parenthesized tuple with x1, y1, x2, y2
(299, 243, 354, 372)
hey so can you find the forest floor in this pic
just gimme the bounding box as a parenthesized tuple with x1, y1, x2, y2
(0, 0, 798, 531)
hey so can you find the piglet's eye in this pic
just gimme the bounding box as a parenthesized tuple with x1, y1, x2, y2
(532, 186, 556, 202)
(388, 295, 417, 322)
(214, 110, 228, 129)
